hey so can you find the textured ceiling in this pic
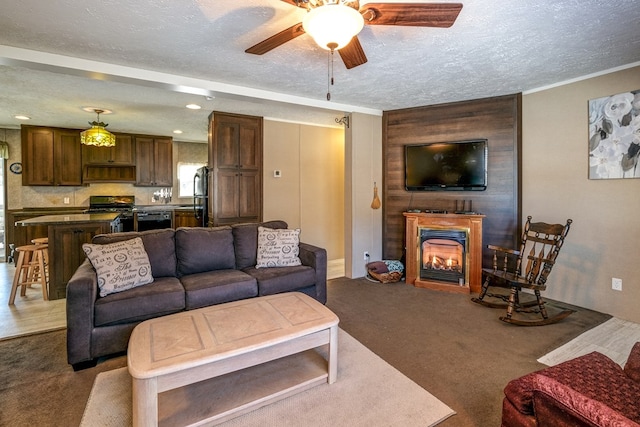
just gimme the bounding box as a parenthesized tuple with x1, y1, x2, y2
(0, 0, 639, 142)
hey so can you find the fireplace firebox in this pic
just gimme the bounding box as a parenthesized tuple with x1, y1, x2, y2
(404, 212, 484, 294)
(420, 228, 467, 285)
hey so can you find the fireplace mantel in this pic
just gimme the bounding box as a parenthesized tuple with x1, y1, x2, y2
(404, 212, 484, 294)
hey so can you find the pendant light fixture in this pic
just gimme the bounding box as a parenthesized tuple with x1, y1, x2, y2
(80, 109, 116, 147)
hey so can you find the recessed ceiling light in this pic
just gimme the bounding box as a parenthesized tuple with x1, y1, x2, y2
(14, 115, 31, 120)
(173, 130, 183, 134)
(186, 104, 201, 110)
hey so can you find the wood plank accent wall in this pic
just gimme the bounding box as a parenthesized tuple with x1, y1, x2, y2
(382, 94, 522, 268)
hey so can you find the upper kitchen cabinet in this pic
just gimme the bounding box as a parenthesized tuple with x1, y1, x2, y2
(82, 133, 136, 183)
(209, 112, 263, 226)
(135, 136, 173, 186)
(82, 133, 135, 165)
(21, 125, 83, 186)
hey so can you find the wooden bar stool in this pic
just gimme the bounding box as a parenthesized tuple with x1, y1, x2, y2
(31, 237, 49, 274)
(9, 244, 49, 305)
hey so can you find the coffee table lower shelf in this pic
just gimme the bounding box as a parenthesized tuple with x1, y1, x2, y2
(157, 349, 328, 427)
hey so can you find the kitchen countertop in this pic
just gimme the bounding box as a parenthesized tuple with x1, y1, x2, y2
(15, 212, 121, 226)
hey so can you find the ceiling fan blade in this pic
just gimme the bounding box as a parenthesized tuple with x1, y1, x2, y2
(360, 3, 463, 27)
(245, 23, 305, 55)
(338, 36, 368, 69)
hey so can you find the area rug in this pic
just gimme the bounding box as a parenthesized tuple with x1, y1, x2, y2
(81, 329, 455, 427)
(538, 317, 640, 367)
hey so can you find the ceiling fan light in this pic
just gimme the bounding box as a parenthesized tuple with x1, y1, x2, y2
(302, 3, 364, 50)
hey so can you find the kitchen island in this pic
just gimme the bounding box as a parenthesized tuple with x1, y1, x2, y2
(16, 213, 120, 300)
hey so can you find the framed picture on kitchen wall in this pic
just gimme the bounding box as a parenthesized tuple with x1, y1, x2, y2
(588, 89, 640, 179)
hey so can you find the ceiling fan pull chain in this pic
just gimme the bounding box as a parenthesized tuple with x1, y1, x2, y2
(326, 45, 336, 101)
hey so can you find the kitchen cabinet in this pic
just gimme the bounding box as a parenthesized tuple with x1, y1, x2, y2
(5, 209, 85, 260)
(135, 136, 173, 186)
(21, 125, 83, 186)
(82, 134, 136, 183)
(173, 209, 201, 228)
(49, 223, 111, 299)
(15, 213, 117, 300)
(209, 112, 262, 226)
(82, 133, 135, 165)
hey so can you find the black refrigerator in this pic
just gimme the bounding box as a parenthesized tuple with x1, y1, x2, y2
(193, 166, 209, 227)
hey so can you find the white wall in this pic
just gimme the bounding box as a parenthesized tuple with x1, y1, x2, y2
(345, 113, 383, 278)
(263, 120, 345, 261)
(522, 66, 640, 323)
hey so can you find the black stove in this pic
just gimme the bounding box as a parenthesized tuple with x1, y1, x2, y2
(86, 196, 135, 232)
(86, 195, 135, 213)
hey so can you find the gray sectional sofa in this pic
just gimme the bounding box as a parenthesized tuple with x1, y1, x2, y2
(66, 220, 327, 370)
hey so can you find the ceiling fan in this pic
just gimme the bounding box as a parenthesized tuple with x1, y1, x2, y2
(246, 1, 463, 70)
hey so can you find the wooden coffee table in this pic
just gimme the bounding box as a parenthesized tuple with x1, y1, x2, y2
(127, 292, 339, 427)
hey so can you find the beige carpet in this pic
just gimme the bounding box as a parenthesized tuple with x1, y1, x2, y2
(81, 329, 455, 427)
(538, 317, 640, 367)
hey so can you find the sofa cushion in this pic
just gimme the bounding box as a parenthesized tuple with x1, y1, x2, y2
(232, 221, 288, 269)
(83, 237, 154, 297)
(256, 226, 302, 268)
(504, 351, 640, 419)
(175, 227, 236, 276)
(244, 265, 316, 296)
(92, 229, 177, 278)
(181, 270, 258, 310)
(94, 276, 185, 326)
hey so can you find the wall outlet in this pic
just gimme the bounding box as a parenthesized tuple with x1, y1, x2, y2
(612, 277, 622, 291)
(364, 251, 370, 261)
(63, 197, 70, 204)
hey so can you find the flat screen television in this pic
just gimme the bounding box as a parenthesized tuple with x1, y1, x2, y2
(405, 140, 488, 191)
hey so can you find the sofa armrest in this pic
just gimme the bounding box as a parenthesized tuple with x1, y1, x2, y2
(66, 259, 99, 366)
(532, 374, 640, 427)
(298, 242, 327, 304)
(624, 342, 640, 382)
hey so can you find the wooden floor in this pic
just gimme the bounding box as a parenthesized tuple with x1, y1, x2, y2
(0, 259, 345, 341)
(0, 261, 66, 341)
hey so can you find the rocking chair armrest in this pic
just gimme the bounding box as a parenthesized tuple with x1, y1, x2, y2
(525, 255, 556, 265)
(487, 244, 520, 256)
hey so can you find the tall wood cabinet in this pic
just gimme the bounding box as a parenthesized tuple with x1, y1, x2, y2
(135, 136, 173, 186)
(21, 126, 83, 186)
(208, 112, 263, 226)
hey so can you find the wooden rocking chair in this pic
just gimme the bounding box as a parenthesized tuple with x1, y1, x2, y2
(471, 216, 574, 326)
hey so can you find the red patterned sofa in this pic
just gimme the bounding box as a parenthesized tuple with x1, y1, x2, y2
(502, 342, 640, 427)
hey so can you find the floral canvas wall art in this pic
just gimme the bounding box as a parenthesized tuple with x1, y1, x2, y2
(589, 89, 640, 179)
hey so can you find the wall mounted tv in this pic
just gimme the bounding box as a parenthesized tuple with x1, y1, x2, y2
(405, 139, 488, 191)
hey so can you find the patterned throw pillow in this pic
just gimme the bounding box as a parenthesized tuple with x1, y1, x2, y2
(256, 226, 302, 268)
(82, 237, 154, 297)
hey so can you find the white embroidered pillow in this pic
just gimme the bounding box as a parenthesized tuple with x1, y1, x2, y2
(256, 226, 302, 268)
(82, 237, 154, 297)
